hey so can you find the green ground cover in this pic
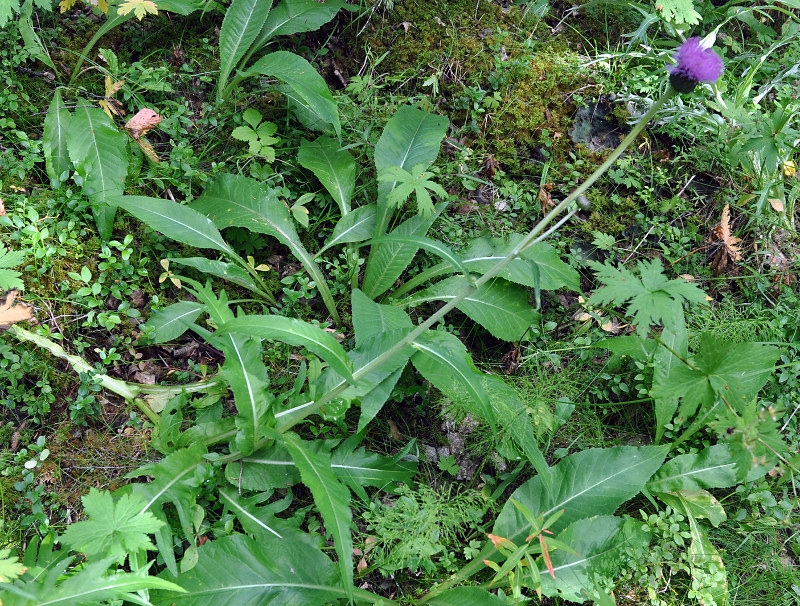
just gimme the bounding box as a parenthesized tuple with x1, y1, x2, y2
(0, 0, 799, 603)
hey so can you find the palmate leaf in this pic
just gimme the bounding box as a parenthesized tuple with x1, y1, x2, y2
(650, 332, 782, 425)
(588, 258, 708, 336)
(60, 488, 164, 560)
(283, 433, 353, 601)
(378, 164, 447, 218)
(0, 247, 25, 291)
(0, 549, 26, 583)
(150, 534, 342, 606)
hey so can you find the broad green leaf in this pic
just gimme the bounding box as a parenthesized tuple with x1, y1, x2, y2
(298, 135, 356, 215)
(214, 315, 354, 383)
(358, 366, 404, 433)
(331, 441, 417, 495)
(493, 446, 668, 547)
(369, 234, 469, 278)
(540, 516, 649, 601)
(362, 202, 445, 299)
(588, 258, 708, 337)
(428, 587, 508, 605)
(108, 195, 233, 255)
(656, 489, 727, 527)
(191, 173, 339, 323)
(319, 204, 376, 254)
(373, 106, 449, 236)
(43, 89, 71, 184)
(151, 534, 342, 605)
(225, 441, 301, 491)
(284, 433, 353, 600)
(143, 301, 204, 344)
(677, 493, 728, 604)
(219, 488, 303, 540)
(403, 275, 540, 342)
(411, 330, 495, 431)
(60, 489, 164, 560)
(352, 288, 412, 348)
(650, 333, 782, 424)
(220, 334, 272, 456)
(594, 334, 659, 360)
(217, 0, 272, 98)
(169, 257, 260, 293)
(244, 51, 340, 136)
(652, 306, 688, 443)
(258, 0, 349, 41)
(67, 101, 129, 239)
(4, 558, 185, 605)
(647, 444, 739, 493)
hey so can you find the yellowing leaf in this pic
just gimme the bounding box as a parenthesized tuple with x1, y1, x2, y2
(784, 160, 796, 178)
(0, 290, 34, 330)
(59, 0, 79, 13)
(117, 0, 158, 19)
(99, 77, 125, 119)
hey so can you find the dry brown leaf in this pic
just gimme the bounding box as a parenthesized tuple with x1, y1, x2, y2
(708, 204, 742, 275)
(679, 274, 696, 282)
(0, 198, 5, 216)
(538, 183, 554, 215)
(0, 289, 34, 330)
(125, 108, 162, 140)
(387, 419, 402, 441)
(768, 198, 785, 212)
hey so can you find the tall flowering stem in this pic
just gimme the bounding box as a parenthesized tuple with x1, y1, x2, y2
(271, 85, 680, 434)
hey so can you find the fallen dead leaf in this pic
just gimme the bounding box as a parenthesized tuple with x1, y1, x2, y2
(708, 204, 742, 275)
(768, 198, 785, 212)
(679, 274, 696, 282)
(387, 419, 402, 441)
(0, 289, 34, 330)
(0, 198, 4, 215)
(125, 108, 162, 140)
(538, 184, 554, 215)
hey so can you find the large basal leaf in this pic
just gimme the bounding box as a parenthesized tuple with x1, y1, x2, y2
(647, 444, 739, 493)
(372, 106, 449, 236)
(218, 333, 272, 456)
(428, 587, 509, 605)
(331, 441, 417, 496)
(411, 330, 495, 431)
(217, 0, 272, 99)
(351, 288, 412, 348)
(108, 195, 233, 255)
(358, 366, 404, 433)
(650, 332, 782, 425)
(219, 488, 304, 540)
(403, 275, 540, 342)
(214, 315, 354, 383)
(144, 301, 204, 344)
(298, 135, 355, 215)
(150, 534, 343, 605)
(244, 51, 340, 137)
(225, 441, 300, 491)
(319, 204, 376, 255)
(257, 0, 349, 42)
(43, 89, 71, 184)
(652, 306, 688, 443)
(493, 445, 668, 546)
(67, 101, 129, 239)
(370, 234, 469, 278)
(540, 516, 649, 602)
(361, 202, 445, 299)
(283, 433, 353, 600)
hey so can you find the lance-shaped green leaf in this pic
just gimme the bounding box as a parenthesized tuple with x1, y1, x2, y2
(298, 135, 355, 215)
(4, 557, 185, 605)
(319, 204, 376, 255)
(214, 315, 354, 383)
(191, 173, 339, 323)
(362, 202, 445, 299)
(217, 0, 272, 99)
(150, 534, 342, 606)
(243, 51, 340, 136)
(648, 444, 739, 493)
(331, 442, 418, 496)
(403, 275, 540, 342)
(539, 516, 649, 602)
(358, 366, 404, 433)
(373, 106, 449, 236)
(411, 330, 495, 431)
(352, 288, 412, 347)
(144, 301, 204, 344)
(258, 0, 349, 41)
(656, 489, 727, 527)
(169, 257, 260, 294)
(109, 195, 233, 255)
(650, 332, 782, 424)
(43, 89, 72, 184)
(225, 441, 300, 490)
(369, 234, 468, 277)
(429, 587, 509, 605)
(493, 446, 668, 550)
(677, 492, 729, 604)
(219, 333, 272, 456)
(219, 487, 302, 540)
(284, 433, 353, 601)
(652, 305, 689, 443)
(67, 101, 129, 239)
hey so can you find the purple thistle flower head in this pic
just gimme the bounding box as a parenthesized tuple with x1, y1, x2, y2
(667, 37, 723, 93)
